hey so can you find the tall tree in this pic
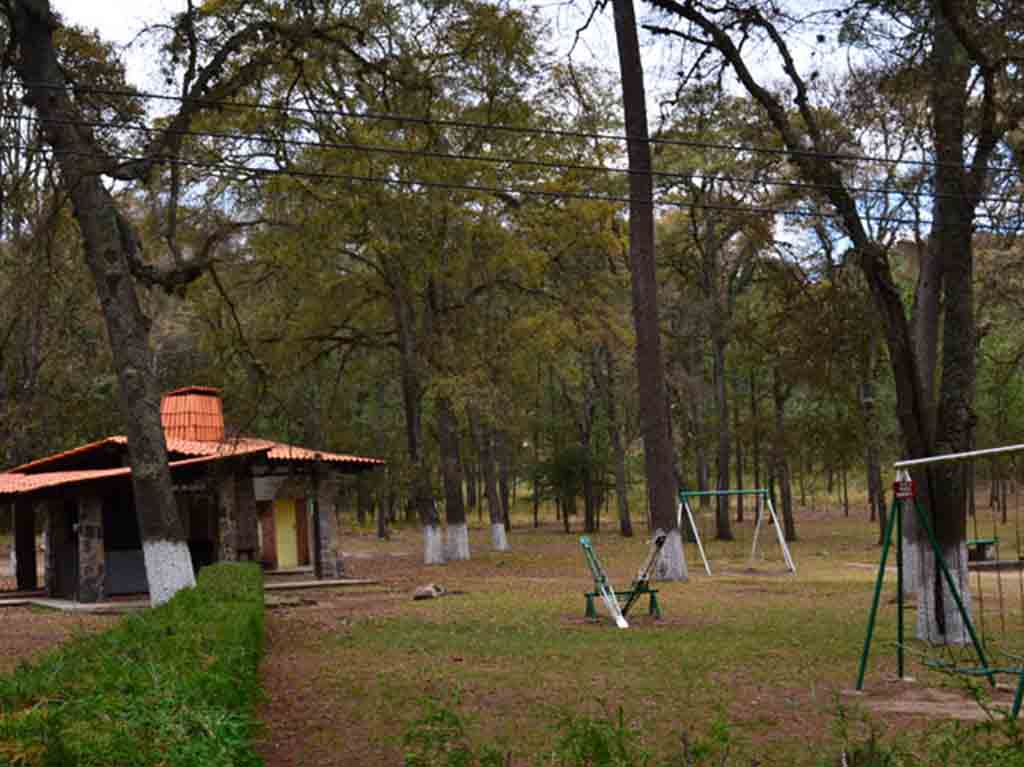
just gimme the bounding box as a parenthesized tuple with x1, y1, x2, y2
(0, 0, 298, 603)
(611, 0, 686, 578)
(645, 0, 1024, 641)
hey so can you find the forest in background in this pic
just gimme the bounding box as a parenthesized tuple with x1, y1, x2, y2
(0, 0, 1021, 550)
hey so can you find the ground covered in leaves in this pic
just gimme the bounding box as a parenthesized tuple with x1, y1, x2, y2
(255, 507, 1024, 767)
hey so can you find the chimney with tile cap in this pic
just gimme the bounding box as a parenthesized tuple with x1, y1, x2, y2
(160, 386, 225, 442)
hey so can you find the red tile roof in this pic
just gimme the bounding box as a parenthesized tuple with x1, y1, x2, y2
(10, 437, 123, 474)
(2, 387, 384, 494)
(263, 440, 385, 466)
(0, 443, 274, 496)
(161, 387, 225, 442)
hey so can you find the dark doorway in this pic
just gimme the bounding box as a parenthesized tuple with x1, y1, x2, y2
(51, 500, 78, 599)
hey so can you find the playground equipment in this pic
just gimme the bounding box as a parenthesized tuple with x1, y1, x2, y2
(677, 489, 796, 575)
(855, 445, 1024, 719)
(580, 534, 666, 628)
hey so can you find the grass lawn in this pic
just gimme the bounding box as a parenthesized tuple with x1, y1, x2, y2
(257, 504, 1024, 766)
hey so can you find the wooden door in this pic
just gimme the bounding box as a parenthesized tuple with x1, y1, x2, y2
(274, 500, 299, 569)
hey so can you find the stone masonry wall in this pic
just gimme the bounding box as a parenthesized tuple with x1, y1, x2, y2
(315, 473, 345, 579)
(217, 470, 238, 563)
(77, 494, 105, 603)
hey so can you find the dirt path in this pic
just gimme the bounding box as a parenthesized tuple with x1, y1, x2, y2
(0, 606, 116, 675)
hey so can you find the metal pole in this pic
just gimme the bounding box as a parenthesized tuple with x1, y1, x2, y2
(680, 488, 770, 498)
(856, 495, 898, 691)
(685, 499, 711, 576)
(896, 495, 904, 680)
(749, 499, 763, 567)
(894, 443, 1024, 469)
(764, 495, 795, 573)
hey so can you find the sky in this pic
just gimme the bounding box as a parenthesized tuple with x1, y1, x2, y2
(53, 0, 628, 92)
(54, 0, 185, 87)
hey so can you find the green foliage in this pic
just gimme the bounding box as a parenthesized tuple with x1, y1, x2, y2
(0, 563, 264, 767)
(403, 702, 746, 767)
(824, 701, 1024, 767)
(403, 701, 507, 767)
(544, 708, 650, 767)
(918, 717, 1024, 767)
(402, 699, 1024, 767)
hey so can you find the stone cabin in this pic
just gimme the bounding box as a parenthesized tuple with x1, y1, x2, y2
(0, 386, 383, 602)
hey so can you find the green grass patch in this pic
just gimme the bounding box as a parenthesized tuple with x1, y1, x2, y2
(0, 563, 264, 767)
(305, 514, 1024, 765)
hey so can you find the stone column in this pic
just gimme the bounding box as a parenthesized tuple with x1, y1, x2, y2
(78, 495, 105, 603)
(43, 500, 58, 595)
(14, 497, 37, 591)
(217, 470, 238, 563)
(313, 466, 344, 579)
(234, 470, 258, 561)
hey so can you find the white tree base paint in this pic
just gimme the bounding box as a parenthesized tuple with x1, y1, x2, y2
(915, 540, 974, 645)
(654, 529, 688, 581)
(423, 524, 446, 565)
(901, 518, 920, 603)
(445, 523, 471, 561)
(143, 539, 196, 607)
(490, 522, 510, 552)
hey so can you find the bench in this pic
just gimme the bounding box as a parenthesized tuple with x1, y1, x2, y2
(968, 537, 998, 562)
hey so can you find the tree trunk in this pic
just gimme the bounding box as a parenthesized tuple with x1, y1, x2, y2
(9, 1, 195, 605)
(751, 373, 761, 491)
(465, 456, 478, 510)
(356, 474, 371, 527)
(602, 344, 633, 537)
(712, 335, 733, 540)
(472, 410, 509, 551)
(861, 347, 888, 544)
(842, 465, 849, 517)
(611, 0, 686, 580)
(437, 396, 469, 561)
(772, 368, 797, 542)
(377, 487, 390, 540)
(734, 377, 744, 522)
(391, 283, 441, 564)
(496, 431, 512, 533)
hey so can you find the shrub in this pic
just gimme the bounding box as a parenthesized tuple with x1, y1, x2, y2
(0, 563, 265, 767)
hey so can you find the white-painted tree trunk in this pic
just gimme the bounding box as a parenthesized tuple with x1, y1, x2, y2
(901, 507, 920, 602)
(143, 540, 196, 607)
(490, 522, 510, 552)
(8, 545, 15, 578)
(445, 523, 471, 561)
(915, 540, 973, 644)
(423, 524, 445, 565)
(654, 528, 688, 581)
(901, 534, 920, 603)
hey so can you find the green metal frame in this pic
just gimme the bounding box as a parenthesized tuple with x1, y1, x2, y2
(855, 492, 1024, 719)
(584, 588, 661, 620)
(580, 535, 666, 626)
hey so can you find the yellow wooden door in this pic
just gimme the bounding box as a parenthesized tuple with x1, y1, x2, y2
(274, 500, 299, 569)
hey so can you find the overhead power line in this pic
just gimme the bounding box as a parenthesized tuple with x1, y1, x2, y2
(5, 110, 1023, 208)
(6, 140, 1022, 234)
(7, 79, 1022, 175)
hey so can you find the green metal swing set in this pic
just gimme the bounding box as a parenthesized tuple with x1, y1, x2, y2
(856, 451, 1024, 720)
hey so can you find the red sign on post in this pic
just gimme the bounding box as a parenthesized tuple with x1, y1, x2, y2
(894, 478, 916, 500)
